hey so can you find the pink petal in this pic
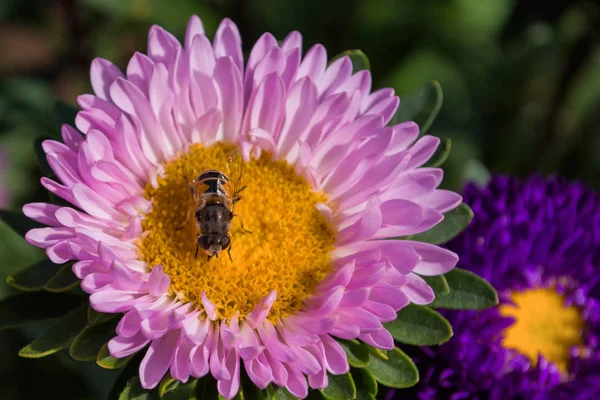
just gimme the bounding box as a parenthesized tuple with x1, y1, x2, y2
(22, 203, 60, 227)
(108, 331, 150, 358)
(406, 135, 440, 169)
(213, 19, 243, 75)
(406, 241, 459, 276)
(90, 288, 145, 313)
(148, 265, 170, 296)
(359, 328, 394, 350)
(139, 329, 181, 389)
(244, 353, 273, 389)
(214, 57, 243, 142)
(90, 58, 124, 101)
(217, 350, 241, 399)
(116, 310, 142, 337)
(321, 334, 350, 374)
(147, 25, 181, 65)
(171, 336, 194, 383)
(185, 15, 205, 49)
(284, 364, 309, 399)
(246, 290, 277, 328)
(403, 273, 435, 305)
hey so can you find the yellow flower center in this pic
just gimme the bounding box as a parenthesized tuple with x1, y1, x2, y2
(498, 287, 584, 374)
(139, 143, 336, 322)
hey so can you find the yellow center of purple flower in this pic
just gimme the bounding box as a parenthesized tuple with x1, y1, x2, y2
(499, 287, 584, 375)
(139, 143, 335, 322)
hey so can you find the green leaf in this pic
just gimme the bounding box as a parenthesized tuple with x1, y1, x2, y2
(88, 306, 117, 325)
(53, 101, 79, 130)
(391, 81, 443, 134)
(69, 318, 119, 361)
(420, 275, 450, 297)
(462, 159, 491, 188)
(330, 50, 370, 72)
(272, 387, 298, 400)
(423, 137, 451, 168)
(109, 352, 145, 399)
(6, 259, 63, 292)
(430, 268, 498, 310)
(159, 374, 179, 397)
(119, 377, 159, 400)
(407, 203, 473, 245)
(163, 379, 198, 400)
(35, 136, 54, 176)
(0, 209, 43, 237)
(351, 368, 377, 400)
(44, 263, 80, 292)
(320, 372, 356, 400)
(18, 304, 89, 358)
(0, 292, 85, 330)
(384, 304, 453, 346)
(365, 347, 418, 389)
(97, 342, 132, 369)
(337, 339, 370, 368)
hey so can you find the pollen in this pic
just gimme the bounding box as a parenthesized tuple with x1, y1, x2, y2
(498, 286, 585, 375)
(139, 143, 336, 322)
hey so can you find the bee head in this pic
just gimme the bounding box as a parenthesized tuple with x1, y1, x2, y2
(199, 234, 231, 257)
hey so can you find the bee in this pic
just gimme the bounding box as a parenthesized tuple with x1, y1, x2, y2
(185, 150, 246, 261)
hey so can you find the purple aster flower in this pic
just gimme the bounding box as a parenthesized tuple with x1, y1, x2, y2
(392, 175, 600, 400)
(21, 16, 461, 398)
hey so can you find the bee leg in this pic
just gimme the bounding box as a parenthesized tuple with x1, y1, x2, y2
(176, 208, 193, 230)
(195, 243, 200, 259)
(233, 195, 243, 204)
(239, 219, 253, 234)
(207, 255, 211, 262)
(233, 185, 247, 197)
(227, 246, 233, 262)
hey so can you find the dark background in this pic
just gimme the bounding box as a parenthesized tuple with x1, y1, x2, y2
(0, 0, 599, 398)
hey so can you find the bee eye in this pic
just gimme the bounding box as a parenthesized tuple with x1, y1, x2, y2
(220, 236, 230, 250)
(199, 236, 211, 250)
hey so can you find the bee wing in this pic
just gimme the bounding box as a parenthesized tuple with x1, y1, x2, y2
(226, 149, 245, 214)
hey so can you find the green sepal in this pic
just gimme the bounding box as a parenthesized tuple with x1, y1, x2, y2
(0, 209, 44, 237)
(330, 49, 370, 72)
(163, 379, 199, 400)
(6, 259, 63, 292)
(391, 81, 443, 134)
(69, 317, 119, 361)
(272, 386, 298, 400)
(88, 305, 118, 325)
(119, 377, 159, 400)
(97, 342, 132, 369)
(384, 304, 453, 346)
(18, 303, 89, 358)
(430, 268, 498, 310)
(365, 347, 418, 389)
(423, 137, 451, 168)
(159, 373, 179, 397)
(0, 292, 85, 330)
(320, 372, 356, 400)
(405, 203, 473, 245)
(44, 263, 80, 292)
(420, 275, 450, 296)
(351, 368, 377, 400)
(337, 339, 370, 368)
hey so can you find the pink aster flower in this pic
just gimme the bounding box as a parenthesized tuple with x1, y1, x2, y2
(22, 16, 460, 398)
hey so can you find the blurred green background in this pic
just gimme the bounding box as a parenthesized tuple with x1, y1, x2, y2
(0, 0, 598, 398)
